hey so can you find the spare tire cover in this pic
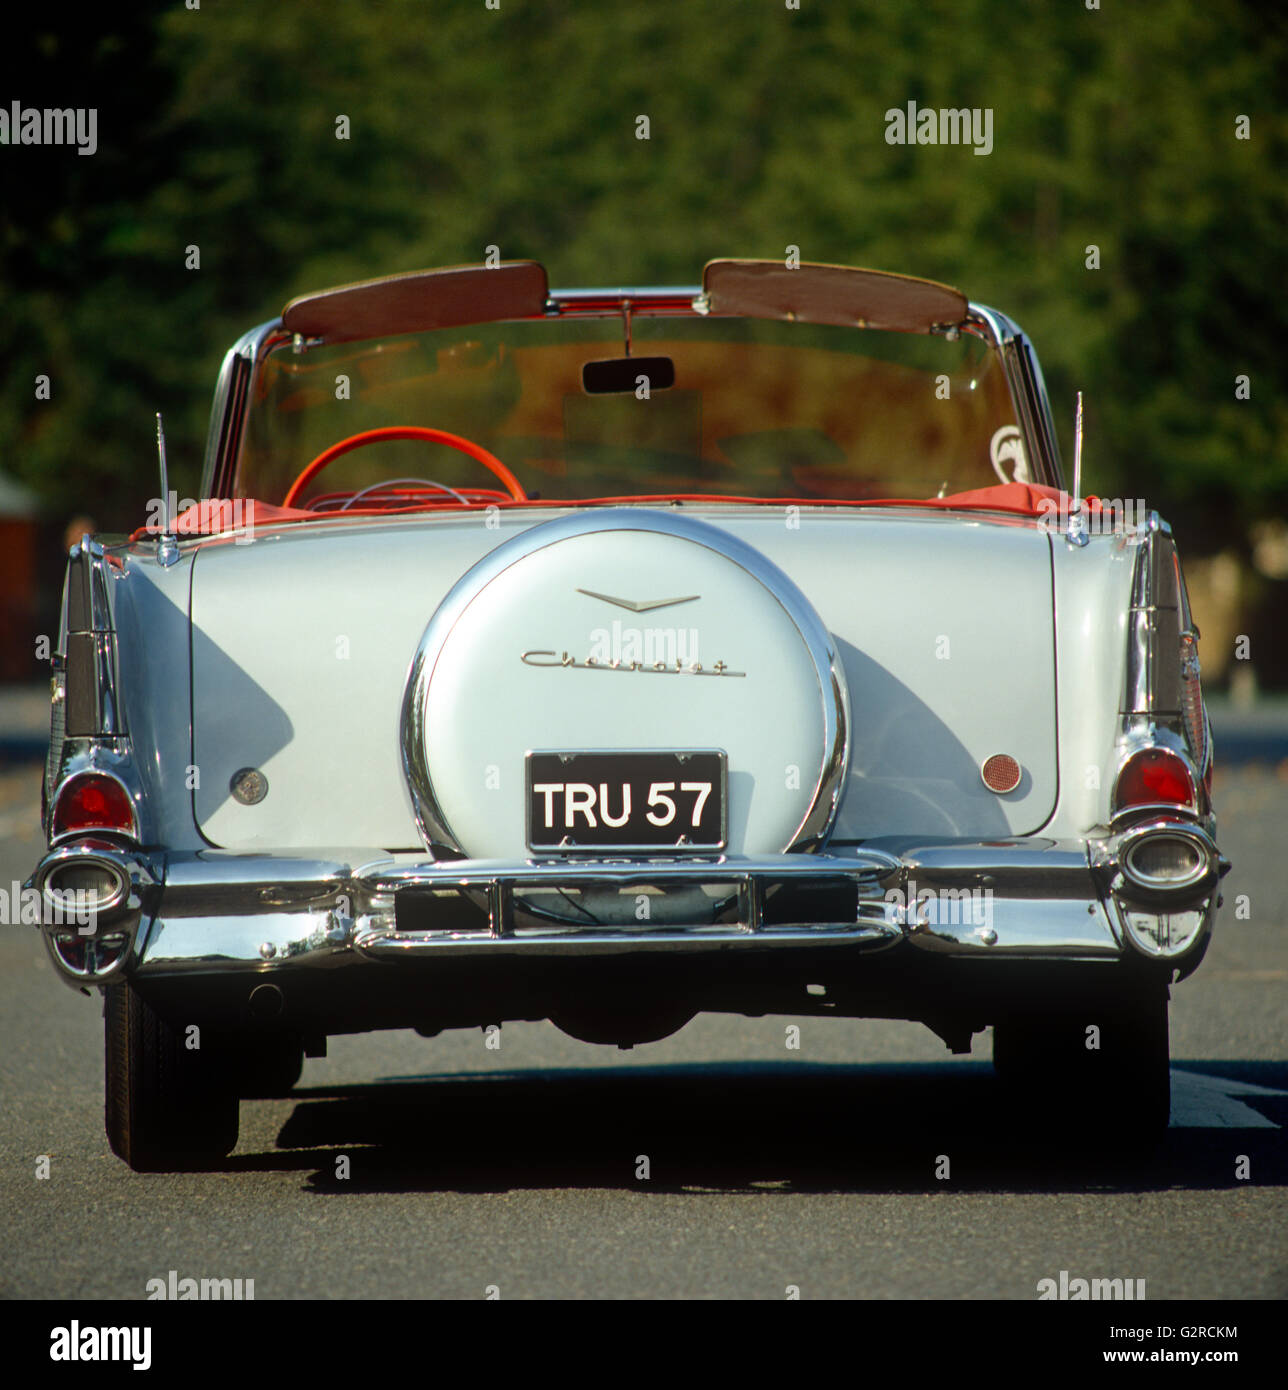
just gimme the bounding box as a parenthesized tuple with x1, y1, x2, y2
(401, 509, 848, 858)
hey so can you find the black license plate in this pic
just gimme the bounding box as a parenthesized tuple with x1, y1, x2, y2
(526, 750, 726, 851)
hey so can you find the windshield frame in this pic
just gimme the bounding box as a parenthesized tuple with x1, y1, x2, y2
(201, 287, 1064, 505)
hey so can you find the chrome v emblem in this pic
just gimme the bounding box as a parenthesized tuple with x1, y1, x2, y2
(576, 588, 700, 614)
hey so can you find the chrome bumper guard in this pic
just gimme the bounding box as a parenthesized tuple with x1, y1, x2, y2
(356, 854, 905, 957)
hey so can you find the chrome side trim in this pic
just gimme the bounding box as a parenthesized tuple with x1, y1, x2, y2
(63, 537, 126, 740)
(1124, 516, 1182, 720)
(1114, 517, 1215, 814)
(45, 537, 146, 843)
(201, 317, 290, 498)
(399, 509, 851, 859)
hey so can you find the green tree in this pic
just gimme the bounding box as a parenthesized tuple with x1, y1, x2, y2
(3, 0, 1284, 552)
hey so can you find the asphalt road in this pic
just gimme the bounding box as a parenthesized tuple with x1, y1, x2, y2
(1, 758, 1284, 1301)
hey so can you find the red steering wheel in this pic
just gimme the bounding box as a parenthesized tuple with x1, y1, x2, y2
(283, 426, 527, 508)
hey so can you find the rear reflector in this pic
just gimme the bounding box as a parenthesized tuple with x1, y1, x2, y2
(1114, 748, 1196, 813)
(981, 753, 1021, 794)
(51, 773, 136, 839)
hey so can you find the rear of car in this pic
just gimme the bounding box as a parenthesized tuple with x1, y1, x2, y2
(30, 260, 1225, 1168)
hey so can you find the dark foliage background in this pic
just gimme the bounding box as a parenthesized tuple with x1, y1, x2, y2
(2, 1, 1284, 675)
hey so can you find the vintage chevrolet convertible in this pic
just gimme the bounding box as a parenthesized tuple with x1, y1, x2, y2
(31, 259, 1226, 1168)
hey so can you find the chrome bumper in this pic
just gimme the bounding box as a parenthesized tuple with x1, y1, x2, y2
(29, 827, 1225, 988)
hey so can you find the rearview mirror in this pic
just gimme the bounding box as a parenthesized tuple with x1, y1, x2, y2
(581, 355, 675, 395)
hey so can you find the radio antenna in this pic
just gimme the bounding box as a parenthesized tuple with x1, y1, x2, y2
(1067, 391, 1088, 547)
(155, 412, 179, 566)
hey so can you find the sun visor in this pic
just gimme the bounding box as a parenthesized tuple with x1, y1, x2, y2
(702, 259, 967, 333)
(282, 261, 549, 343)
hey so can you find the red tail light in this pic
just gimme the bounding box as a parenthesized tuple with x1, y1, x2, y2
(1114, 748, 1196, 814)
(52, 773, 137, 839)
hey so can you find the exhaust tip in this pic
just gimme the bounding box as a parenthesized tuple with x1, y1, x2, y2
(1120, 825, 1216, 897)
(39, 855, 129, 921)
(249, 983, 284, 1020)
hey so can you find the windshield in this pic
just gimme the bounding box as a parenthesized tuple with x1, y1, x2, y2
(236, 314, 1024, 508)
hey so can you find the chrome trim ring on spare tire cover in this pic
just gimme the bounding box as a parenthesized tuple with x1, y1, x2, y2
(400, 508, 850, 859)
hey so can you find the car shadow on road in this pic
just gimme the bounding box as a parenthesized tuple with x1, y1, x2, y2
(223, 1059, 1288, 1195)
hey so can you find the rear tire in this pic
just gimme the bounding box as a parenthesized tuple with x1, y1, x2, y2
(104, 983, 239, 1171)
(993, 984, 1171, 1147)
